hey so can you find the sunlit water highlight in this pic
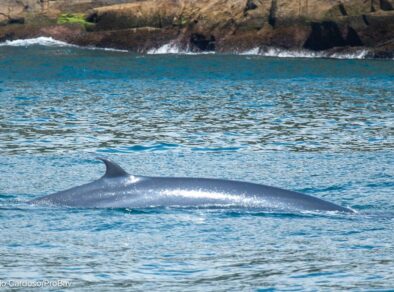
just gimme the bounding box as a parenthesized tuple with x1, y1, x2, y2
(0, 42, 393, 290)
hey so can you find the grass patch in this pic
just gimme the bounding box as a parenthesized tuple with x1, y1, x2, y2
(57, 13, 93, 28)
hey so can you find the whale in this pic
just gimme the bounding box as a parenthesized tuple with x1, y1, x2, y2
(30, 158, 353, 212)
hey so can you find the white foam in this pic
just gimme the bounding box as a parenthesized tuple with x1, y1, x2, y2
(239, 47, 260, 55)
(147, 42, 181, 54)
(329, 50, 368, 59)
(147, 42, 214, 55)
(86, 46, 128, 53)
(0, 37, 73, 47)
(145, 41, 370, 59)
(261, 47, 321, 58)
(0, 36, 128, 52)
(147, 42, 369, 59)
(239, 47, 369, 60)
(0, 37, 371, 59)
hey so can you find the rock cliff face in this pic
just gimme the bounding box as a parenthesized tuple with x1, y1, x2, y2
(1, 0, 394, 57)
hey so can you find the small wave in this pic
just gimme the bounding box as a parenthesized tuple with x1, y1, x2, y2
(0, 37, 73, 47)
(146, 41, 368, 59)
(239, 48, 261, 55)
(0, 194, 17, 199)
(96, 143, 179, 153)
(85, 46, 128, 53)
(147, 42, 214, 55)
(239, 47, 369, 60)
(191, 146, 240, 152)
(147, 42, 181, 54)
(0, 37, 128, 52)
(0, 37, 369, 58)
(329, 50, 368, 59)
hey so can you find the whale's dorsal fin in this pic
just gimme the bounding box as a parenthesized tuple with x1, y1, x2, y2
(97, 157, 129, 178)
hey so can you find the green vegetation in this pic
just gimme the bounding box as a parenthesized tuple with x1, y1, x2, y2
(174, 15, 189, 27)
(57, 13, 93, 28)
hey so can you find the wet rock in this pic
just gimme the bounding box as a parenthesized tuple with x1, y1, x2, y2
(190, 33, 215, 51)
(304, 21, 346, 51)
(380, 0, 394, 11)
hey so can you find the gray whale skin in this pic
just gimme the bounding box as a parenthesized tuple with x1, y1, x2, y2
(30, 158, 352, 212)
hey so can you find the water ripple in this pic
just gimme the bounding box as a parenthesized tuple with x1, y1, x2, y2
(0, 47, 393, 290)
(0, 77, 393, 154)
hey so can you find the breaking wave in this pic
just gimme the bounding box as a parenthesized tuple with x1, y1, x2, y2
(239, 47, 369, 59)
(147, 42, 182, 54)
(146, 41, 369, 59)
(0, 36, 74, 47)
(147, 42, 214, 55)
(0, 37, 371, 59)
(0, 37, 128, 52)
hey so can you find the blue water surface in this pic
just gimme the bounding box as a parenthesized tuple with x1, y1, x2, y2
(0, 45, 393, 290)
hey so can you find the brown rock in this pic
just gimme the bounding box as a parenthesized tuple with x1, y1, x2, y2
(0, 0, 393, 57)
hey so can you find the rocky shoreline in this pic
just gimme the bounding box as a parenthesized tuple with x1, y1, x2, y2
(1, 0, 394, 58)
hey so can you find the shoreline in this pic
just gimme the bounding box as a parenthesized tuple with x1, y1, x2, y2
(1, 0, 394, 59)
(0, 36, 391, 61)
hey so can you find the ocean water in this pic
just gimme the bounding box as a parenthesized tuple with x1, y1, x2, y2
(0, 40, 393, 290)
